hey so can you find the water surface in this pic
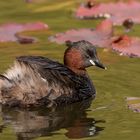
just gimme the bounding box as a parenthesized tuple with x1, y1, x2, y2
(0, 0, 140, 140)
(0, 100, 105, 140)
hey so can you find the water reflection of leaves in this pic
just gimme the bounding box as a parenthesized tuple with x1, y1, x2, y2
(1, 99, 105, 140)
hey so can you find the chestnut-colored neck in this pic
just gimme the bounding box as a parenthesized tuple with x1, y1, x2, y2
(64, 48, 86, 75)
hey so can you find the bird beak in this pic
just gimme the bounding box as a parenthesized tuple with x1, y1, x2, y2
(89, 59, 107, 69)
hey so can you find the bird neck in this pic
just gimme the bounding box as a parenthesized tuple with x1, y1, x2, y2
(64, 48, 86, 75)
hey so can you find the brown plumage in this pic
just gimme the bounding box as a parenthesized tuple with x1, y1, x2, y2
(0, 40, 106, 108)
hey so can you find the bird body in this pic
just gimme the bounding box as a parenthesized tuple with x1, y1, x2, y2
(0, 40, 105, 107)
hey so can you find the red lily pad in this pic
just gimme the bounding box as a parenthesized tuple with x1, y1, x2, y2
(24, 0, 45, 3)
(15, 34, 38, 44)
(76, 1, 140, 25)
(0, 22, 48, 43)
(112, 35, 140, 57)
(49, 20, 113, 47)
(49, 19, 140, 57)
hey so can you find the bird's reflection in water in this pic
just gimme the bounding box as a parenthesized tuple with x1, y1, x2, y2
(1, 99, 105, 140)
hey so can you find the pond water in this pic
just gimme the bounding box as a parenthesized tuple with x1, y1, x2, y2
(0, 100, 105, 140)
(0, 0, 140, 140)
(1, 95, 140, 140)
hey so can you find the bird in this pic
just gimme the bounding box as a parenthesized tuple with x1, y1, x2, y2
(0, 40, 106, 108)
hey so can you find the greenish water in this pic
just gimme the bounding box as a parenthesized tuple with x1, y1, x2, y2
(0, 0, 140, 140)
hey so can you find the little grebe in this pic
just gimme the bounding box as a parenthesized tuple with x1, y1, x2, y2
(0, 40, 106, 107)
